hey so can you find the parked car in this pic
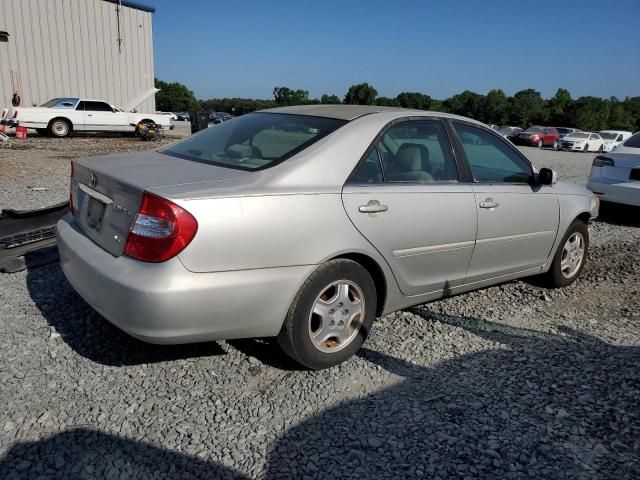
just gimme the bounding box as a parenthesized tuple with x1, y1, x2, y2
(587, 131, 640, 206)
(156, 111, 178, 121)
(513, 126, 560, 148)
(598, 130, 633, 152)
(555, 127, 581, 149)
(175, 112, 191, 122)
(209, 112, 233, 124)
(559, 132, 605, 152)
(1, 97, 173, 137)
(57, 105, 598, 369)
(497, 126, 522, 142)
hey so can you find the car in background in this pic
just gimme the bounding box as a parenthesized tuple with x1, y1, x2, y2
(598, 130, 633, 152)
(156, 111, 178, 121)
(175, 112, 191, 122)
(513, 126, 560, 148)
(1, 97, 173, 137)
(559, 132, 605, 152)
(587, 132, 640, 206)
(57, 105, 597, 369)
(209, 112, 233, 124)
(497, 126, 522, 142)
(555, 127, 581, 149)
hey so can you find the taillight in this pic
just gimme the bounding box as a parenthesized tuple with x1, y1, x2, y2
(593, 156, 615, 167)
(69, 162, 75, 214)
(124, 192, 198, 263)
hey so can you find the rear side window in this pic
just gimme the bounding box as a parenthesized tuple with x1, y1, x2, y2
(350, 148, 383, 183)
(378, 120, 458, 182)
(162, 113, 347, 171)
(454, 123, 532, 183)
(623, 132, 640, 148)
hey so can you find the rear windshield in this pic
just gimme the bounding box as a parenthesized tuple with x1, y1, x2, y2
(162, 112, 347, 171)
(556, 128, 570, 134)
(623, 132, 640, 148)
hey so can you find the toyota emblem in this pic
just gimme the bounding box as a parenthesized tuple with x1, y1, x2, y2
(89, 173, 97, 188)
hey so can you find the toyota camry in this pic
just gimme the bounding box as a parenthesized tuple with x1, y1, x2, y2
(57, 105, 599, 369)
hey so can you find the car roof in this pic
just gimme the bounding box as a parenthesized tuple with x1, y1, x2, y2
(260, 104, 483, 124)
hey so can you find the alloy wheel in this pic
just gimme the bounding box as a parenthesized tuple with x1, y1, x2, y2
(560, 232, 585, 279)
(308, 280, 364, 353)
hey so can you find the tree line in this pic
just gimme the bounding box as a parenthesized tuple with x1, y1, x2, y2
(156, 79, 640, 132)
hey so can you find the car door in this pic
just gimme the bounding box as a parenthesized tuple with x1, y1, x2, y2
(81, 101, 120, 131)
(342, 118, 477, 296)
(451, 122, 560, 283)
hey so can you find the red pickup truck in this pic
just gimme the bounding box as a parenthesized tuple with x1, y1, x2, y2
(513, 126, 560, 148)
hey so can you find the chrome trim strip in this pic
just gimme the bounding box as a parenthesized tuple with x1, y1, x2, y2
(78, 183, 113, 205)
(476, 230, 555, 245)
(393, 240, 475, 258)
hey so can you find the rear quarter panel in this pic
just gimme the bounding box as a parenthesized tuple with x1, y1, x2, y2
(175, 194, 393, 274)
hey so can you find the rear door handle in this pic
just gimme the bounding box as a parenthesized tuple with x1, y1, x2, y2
(358, 200, 388, 214)
(479, 198, 499, 209)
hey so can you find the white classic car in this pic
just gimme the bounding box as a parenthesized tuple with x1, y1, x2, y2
(1, 97, 173, 137)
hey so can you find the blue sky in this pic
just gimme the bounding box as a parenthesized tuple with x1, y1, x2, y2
(151, 0, 640, 101)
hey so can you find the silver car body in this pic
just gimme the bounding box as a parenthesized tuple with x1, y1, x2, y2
(57, 105, 597, 344)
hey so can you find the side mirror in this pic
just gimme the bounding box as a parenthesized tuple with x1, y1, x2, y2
(538, 167, 558, 185)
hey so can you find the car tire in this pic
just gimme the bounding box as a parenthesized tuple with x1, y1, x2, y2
(277, 259, 377, 370)
(598, 145, 603, 153)
(48, 118, 71, 138)
(538, 219, 589, 288)
(583, 144, 589, 152)
(537, 139, 543, 148)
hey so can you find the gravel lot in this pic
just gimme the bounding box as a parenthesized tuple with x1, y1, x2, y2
(0, 138, 638, 479)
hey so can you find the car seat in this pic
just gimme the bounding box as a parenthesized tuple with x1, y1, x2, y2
(387, 143, 433, 182)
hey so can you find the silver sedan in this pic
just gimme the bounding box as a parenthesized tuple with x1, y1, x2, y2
(57, 105, 599, 369)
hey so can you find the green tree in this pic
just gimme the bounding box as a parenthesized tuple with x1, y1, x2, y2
(396, 91, 432, 110)
(320, 94, 341, 104)
(273, 87, 309, 106)
(375, 96, 400, 107)
(154, 78, 199, 112)
(444, 90, 484, 120)
(509, 89, 547, 128)
(482, 89, 509, 125)
(547, 88, 573, 126)
(622, 97, 640, 131)
(571, 96, 610, 131)
(344, 83, 378, 105)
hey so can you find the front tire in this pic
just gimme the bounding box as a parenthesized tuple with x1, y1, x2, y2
(583, 144, 589, 152)
(598, 144, 603, 153)
(277, 259, 377, 369)
(539, 219, 589, 288)
(48, 119, 71, 138)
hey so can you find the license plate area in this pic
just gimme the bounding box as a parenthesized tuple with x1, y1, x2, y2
(86, 197, 106, 230)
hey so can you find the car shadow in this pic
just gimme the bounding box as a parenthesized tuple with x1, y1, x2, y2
(25, 262, 226, 366)
(595, 201, 640, 227)
(3, 307, 638, 478)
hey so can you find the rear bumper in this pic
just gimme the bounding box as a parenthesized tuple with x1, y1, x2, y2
(587, 175, 640, 207)
(57, 214, 313, 344)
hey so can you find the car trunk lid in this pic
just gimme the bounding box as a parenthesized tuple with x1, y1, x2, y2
(71, 150, 252, 257)
(602, 153, 640, 181)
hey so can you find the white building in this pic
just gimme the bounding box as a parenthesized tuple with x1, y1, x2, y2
(0, 0, 156, 112)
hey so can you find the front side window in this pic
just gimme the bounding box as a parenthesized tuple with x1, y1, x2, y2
(83, 101, 113, 112)
(378, 120, 458, 182)
(162, 112, 347, 171)
(454, 123, 532, 183)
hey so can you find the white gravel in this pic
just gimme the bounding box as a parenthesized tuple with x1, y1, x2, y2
(0, 141, 638, 479)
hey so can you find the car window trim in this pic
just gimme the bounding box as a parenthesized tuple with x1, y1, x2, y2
(447, 119, 536, 186)
(345, 116, 465, 186)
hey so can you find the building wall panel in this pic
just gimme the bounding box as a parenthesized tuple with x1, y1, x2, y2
(0, 0, 155, 112)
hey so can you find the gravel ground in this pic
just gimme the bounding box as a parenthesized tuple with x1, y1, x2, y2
(0, 141, 638, 479)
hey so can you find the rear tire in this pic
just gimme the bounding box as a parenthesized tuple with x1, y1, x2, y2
(48, 119, 71, 138)
(277, 259, 377, 369)
(538, 219, 589, 288)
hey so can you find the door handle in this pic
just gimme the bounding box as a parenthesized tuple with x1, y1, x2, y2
(358, 200, 388, 214)
(479, 198, 500, 209)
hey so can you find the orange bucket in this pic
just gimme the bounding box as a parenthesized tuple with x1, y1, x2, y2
(15, 126, 27, 140)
